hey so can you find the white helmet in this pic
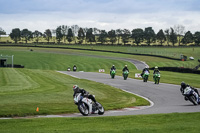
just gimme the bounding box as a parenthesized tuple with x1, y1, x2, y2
(73, 85, 79, 91)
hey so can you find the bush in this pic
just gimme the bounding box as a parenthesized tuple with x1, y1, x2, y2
(150, 67, 200, 74)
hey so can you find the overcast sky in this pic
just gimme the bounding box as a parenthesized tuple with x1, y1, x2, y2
(0, 0, 200, 34)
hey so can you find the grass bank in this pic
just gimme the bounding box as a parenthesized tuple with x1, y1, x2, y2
(0, 68, 149, 117)
(1, 112, 200, 133)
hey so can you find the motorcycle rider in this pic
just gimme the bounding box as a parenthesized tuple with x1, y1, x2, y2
(180, 82, 200, 98)
(153, 66, 160, 74)
(122, 65, 129, 77)
(73, 65, 77, 72)
(141, 66, 150, 77)
(73, 85, 97, 104)
(110, 65, 116, 74)
(153, 66, 160, 79)
(122, 65, 129, 72)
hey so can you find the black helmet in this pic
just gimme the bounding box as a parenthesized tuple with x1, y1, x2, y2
(181, 82, 186, 89)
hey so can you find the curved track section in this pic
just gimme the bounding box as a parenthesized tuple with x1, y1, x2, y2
(53, 71, 200, 117)
(54, 52, 148, 70)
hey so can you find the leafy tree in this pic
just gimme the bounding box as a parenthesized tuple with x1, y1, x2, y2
(83, 28, 89, 43)
(71, 25, 79, 44)
(67, 28, 74, 44)
(10, 28, 21, 43)
(169, 27, 177, 46)
(174, 24, 185, 46)
(21, 29, 33, 43)
(86, 28, 95, 44)
(98, 30, 108, 44)
(165, 29, 170, 46)
(116, 29, 122, 45)
(121, 29, 131, 45)
(61, 25, 68, 43)
(182, 31, 193, 45)
(194, 31, 200, 45)
(93, 28, 101, 35)
(131, 28, 144, 46)
(44, 29, 52, 44)
(144, 27, 155, 46)
(108, 30, 117, 45)
(0, 27, 6, 40)
(32, 30, 42, 43)
(156, 29, 166, 45)
(77, 28, 85, 44)
(56, 26, 63, 44)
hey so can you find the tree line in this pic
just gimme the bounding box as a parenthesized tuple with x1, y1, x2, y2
(0, 25, 200, 46)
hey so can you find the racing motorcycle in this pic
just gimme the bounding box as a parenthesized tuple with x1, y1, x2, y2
(110, 70, 116, 79)
(74, 93, 104, 116)
(123, 70, 129, 80)
(142, 70, 149, 82)
(154, 72, 160, 84)
(73, 66, 77, 72)
(182, 86, 200, 105)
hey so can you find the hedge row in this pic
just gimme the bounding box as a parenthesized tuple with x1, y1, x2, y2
(149, 67, 200, 74)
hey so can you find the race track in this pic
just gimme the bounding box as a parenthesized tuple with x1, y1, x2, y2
(44, 71, 200, 118)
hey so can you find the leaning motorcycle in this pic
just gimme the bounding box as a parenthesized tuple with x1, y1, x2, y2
(123, 70, 129, 80)
(74, 93, 104, 116)
(182, 86, 200, 105)
(153, 72, 160, 84)
(142, 70, 149, 82)
(110, 70, 116, 79)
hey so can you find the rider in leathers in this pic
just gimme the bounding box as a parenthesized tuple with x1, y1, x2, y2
(110, 65, 116, 74)
(73, 85, 97, 104)
(122, 65, 129, 72)
(122, 65, 129, 77)
(141, 66, 150, 77)
(180, 82, 200, 103)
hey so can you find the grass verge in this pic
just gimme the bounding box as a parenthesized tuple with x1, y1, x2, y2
(0, 112, 200, 133)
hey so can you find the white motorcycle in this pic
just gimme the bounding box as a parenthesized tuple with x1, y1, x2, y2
(74, 93, 104, 116)
(183, 86, 200, 105)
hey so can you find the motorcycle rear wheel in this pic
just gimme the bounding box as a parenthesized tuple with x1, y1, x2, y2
(96, 102, 104, 115)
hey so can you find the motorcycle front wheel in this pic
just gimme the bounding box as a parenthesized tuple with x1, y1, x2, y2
(188, 95, 198, 105)
(78, 102, 89, 116)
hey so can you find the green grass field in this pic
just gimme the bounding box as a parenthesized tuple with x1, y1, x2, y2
(38, 44, 200, 59)
(0, 47, 136, 71)
(1, 112, 200, 133)
(1, 46, 199, 87)
(0, 45, 200, 133)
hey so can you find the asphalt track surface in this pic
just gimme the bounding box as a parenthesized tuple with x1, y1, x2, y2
(51, 71, 199, 118)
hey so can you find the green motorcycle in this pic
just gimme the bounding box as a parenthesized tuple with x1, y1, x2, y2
(110, 70, 116, 79)
(142, 70, 149, 82)
(154, 72, 161, 84)
(123, 70, 129, 80)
